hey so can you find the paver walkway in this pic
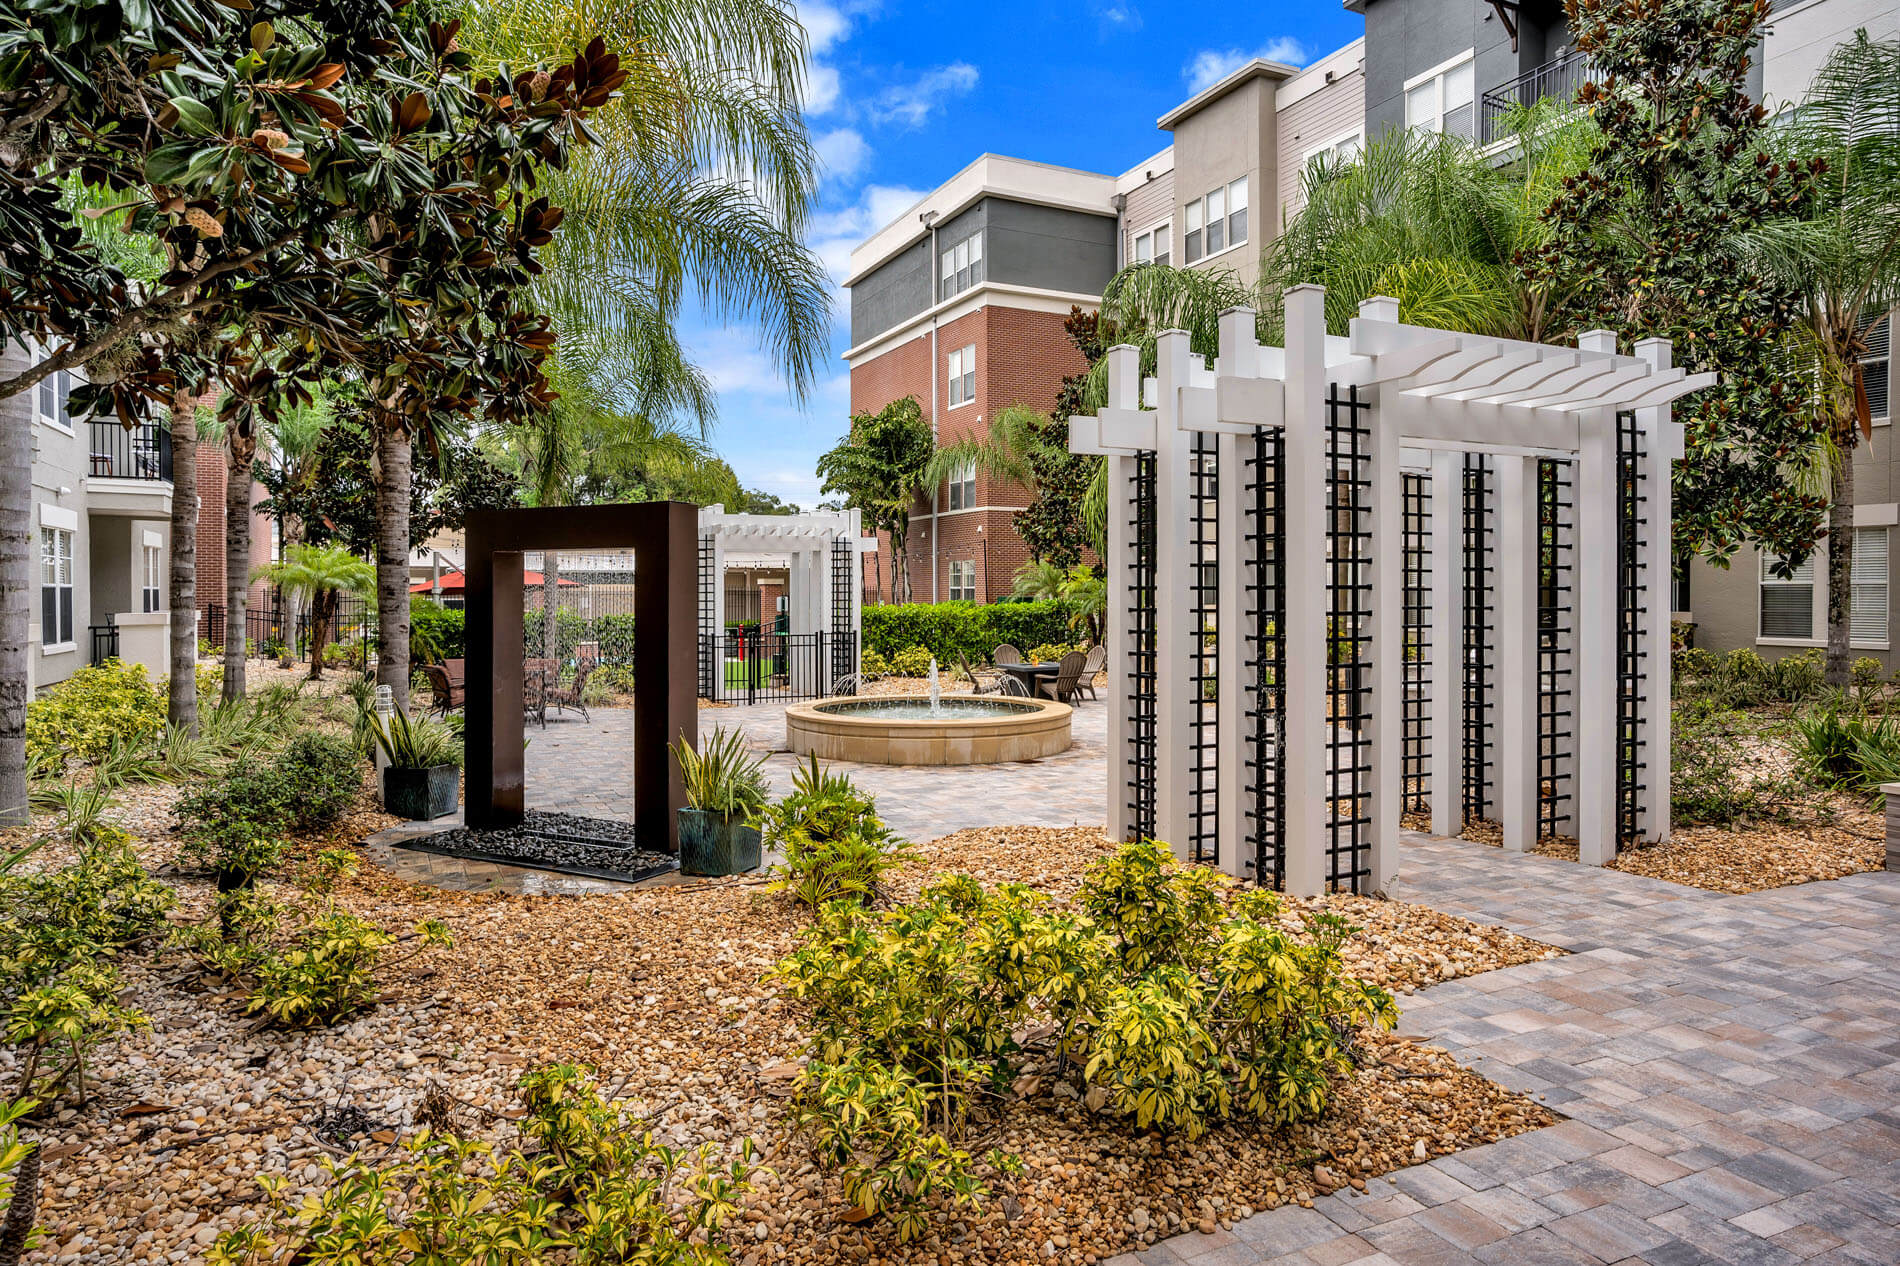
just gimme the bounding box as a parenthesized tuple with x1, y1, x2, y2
(1115, 838, 1900, 1266)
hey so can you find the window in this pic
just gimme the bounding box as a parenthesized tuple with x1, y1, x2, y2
(940, 231, 984, 299)
(1181, 177, 1248, 264)
(948, 560, 976, 602)
(1133, 222, 1171, 267)
(1305, 132, 1363, 178)
(946, 459, 977, 511)
(142, 541, 162, 613)
(1406, 54, 1475, 140)
(1861, 308, 1891, 426)
(40, 525, 73, 647)
(1854, 526, 1889, 646)
(1760, 551, 1815, 639)
(33, 368, 72, 433)
(946, 344, 976, 408)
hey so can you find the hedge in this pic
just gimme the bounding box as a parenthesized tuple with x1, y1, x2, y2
(861, 600, 1075, 665)
(411, 598, 466, 660)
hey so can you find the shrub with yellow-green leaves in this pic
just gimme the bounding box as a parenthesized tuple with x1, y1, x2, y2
(211, 1065, 759, 1266)
(23, 660, 166, 766)
(772, 841, 1398, 1238)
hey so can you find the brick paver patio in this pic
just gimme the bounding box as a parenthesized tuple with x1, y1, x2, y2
(1113, 841, 1900, 1266)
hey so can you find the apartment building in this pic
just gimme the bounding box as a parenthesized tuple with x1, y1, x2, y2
(843, 44, 1366, 603)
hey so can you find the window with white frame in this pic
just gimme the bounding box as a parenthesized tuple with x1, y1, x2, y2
(946, 458, 977, 511)
(1182, 176, 1247, 264)
(40, 524, 73, 647)
(940, 231, 984, 299)
(33, 368, 72, 433)
(948, 559, 976, 602)
(1861, 308, 1890, 426)
(1854, 526, 1889, 646)
(1304, 132, 1363, 178)
(946, 344, 976, 408)
(1760, 550, 1816, 639)
(142, 540, 163, 613)
(1406, 53, 1475, 140)
(1133, 221, 1171, 267)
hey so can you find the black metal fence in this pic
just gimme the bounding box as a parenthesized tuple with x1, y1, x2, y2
(87, 421, 173, 482)
(201, 595, 372, 660)
(700, 630, 857, 703)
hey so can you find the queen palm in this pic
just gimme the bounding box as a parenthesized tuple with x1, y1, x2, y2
(253, 545, 375, 681)
(1747, 32, 1900, 687)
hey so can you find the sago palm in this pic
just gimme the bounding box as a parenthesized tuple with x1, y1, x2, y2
(253, 545, 375, 680)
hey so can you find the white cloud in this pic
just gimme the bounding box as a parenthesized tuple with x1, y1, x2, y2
(871, 63, 979, 127)
(1184, 38, 1309, 92)
(814, 127, 868, 183)
(806, 63, 841, 115)
(796, 1, 849, 55)
(1092, 2, 1142, 33)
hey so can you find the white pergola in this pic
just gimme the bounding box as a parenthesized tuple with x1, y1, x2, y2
(1071, 286, 1711, 896)
(696, 506, 871, 699)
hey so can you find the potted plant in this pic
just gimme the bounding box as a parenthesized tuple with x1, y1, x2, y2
(372, 707, 463, 821)
(670, 727, 769, 876)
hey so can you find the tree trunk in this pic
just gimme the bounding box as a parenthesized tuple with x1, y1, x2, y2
(308, 588, 335, 679)
(0, 1132, 38, 1266)
(374, 424, 411, 712)
(1825, 440, 1855, 689)
(222, 431, 256, 704)
(168, 390, 199, 735)
(0, 366, 32, 826)
(543, 548, 560, 662)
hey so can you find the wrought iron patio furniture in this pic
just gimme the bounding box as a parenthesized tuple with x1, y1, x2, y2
(421, 663, 465, 716)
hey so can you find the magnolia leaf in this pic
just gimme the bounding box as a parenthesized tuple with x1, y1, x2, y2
(249, 21, 274, 51)
(168, 96, 218, 137)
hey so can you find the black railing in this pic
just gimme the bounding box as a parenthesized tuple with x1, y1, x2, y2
(699, 630, 857, 703)
(88, 421, 173, 482)
(1479, 48, 1596, 145)
(88, 622, 119, 664)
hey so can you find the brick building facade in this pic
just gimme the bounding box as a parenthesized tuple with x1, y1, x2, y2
(190, 440, 275, 638)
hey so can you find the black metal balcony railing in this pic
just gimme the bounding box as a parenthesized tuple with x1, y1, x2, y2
(87, 420, 173, 482)
(1479, 48, 1597, 146)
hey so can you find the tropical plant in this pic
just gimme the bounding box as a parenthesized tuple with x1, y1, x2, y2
(252, 545, 373, 680)
(817, 397, 936, 602)
(1746, 32, 1900, 686)
(760, 759, 911, 909)
(23, 661, 166, 767)
(368, 708, 462, 770)
(671, 727, 769, 818)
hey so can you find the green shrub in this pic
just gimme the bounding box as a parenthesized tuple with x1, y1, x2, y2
(1025, 642, 1083, 664)
(0, 845, 175, 990)
(860, 648, 892, 678)
(274, 733, 364, 827)
(25, 661, 166, 766)
(1672, 699, 1813, 825)
(761, 759, 913, 909)
(772, 842, 1396, 1239)
(1851, 657, 1883, 693)
(410, 597, 466, 661)
(889, 645, 934, 677)
(5, 957, 147, 1101)
(862, 600, 1075, 664)
(246, 911, 449, 1027)
(176, 768, 299, 855)
(1791, 702, 1900, 800)
(212, 1064, 756, 1266)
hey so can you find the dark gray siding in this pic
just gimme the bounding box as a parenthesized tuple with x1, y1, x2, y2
(1362, 0, 1571, 139)
(849, 237, 933, 348)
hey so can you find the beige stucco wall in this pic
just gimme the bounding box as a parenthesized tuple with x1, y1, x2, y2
(1168, 75, 1279, 290)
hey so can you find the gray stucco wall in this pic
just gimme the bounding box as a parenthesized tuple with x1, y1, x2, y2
(20, 354, 92, 690)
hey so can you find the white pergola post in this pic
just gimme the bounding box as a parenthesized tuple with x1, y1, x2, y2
(1281, 285, 1329, 897)
(1215, 307, 1259, 879)
(1635, 338, 1675, 844)
(1103, 344, 1141, 844)
(1428, 448, 1463, 839)
(1574, 405, 1620, 866)
(1495, 455, 1540, 851)
(1153, 329, 1198, 861)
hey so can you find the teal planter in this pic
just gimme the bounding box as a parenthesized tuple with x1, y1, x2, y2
(384, 764, 460, 821)
(678, 808, 762, 876)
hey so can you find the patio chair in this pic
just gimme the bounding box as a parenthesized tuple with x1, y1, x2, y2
(1076, 644, 1106, 701)
(1037, 649, 1087, 704)
(546, 654, 596, 722)
(993, 643, 1023, 667)
(523, 657, 553, 728)
(958, 653, 1006, 696)
(420, 663, 464, 716)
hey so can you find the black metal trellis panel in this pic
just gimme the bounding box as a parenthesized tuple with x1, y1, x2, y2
(1401, 471, 1432, 817)
(697, 536, 716, 698)
(1461, 455, 1496, 825)
(1616, 412, 1649, 849)
(1325, 386, 1373, 894)
(1125, 453, 1159, 842)
(830, 539, 856, 686)
(1537, 459, 1576, 841)
(1245, 430, 1287, 888)
(1188, 432, 1220, 865)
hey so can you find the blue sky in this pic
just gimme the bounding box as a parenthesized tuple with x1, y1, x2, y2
(683, 0, 1367, 510)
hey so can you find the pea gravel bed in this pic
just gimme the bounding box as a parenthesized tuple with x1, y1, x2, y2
(15, 825, 1566, 1266)
(392, 809, 678, 883)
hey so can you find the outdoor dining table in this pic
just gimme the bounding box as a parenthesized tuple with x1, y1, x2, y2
(999, 661, 1061, 694)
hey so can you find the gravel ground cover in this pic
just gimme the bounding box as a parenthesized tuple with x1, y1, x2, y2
(393, 809, 678, 883)
(11, 824, 1566, 1266)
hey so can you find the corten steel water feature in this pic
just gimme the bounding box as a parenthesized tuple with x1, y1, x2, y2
(463, 502, 698, 850)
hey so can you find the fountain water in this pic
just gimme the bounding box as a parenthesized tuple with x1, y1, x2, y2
(927, 656, 942, 717)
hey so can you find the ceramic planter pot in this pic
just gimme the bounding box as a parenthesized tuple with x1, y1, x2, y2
(678, 807, 762, 876)
(383, 764, 460, 821)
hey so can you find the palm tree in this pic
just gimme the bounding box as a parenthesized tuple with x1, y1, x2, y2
(1747, 32, 1900, 687)
(254, 545, 375, 680)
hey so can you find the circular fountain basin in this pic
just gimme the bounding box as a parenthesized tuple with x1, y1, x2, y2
(785, 696, 1072, 766)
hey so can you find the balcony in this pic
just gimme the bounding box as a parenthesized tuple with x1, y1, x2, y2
(87, 420, 172, 483)
(1479, 48, 1597, 147)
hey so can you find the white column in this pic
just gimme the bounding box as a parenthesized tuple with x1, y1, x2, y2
(1367, 389, 1404, 893)
(1635, 338, 1674, 844)
(1495, 455, 1540, 851)
(1104, 345, 1141, 843)
(1428, 448, 1463, 839)
(708, 535, 726, 702)
(848, 512, 865, 681)
(1574, 404, 1620, 866)
(1282, 286, 1329, 896)
(1154, 329, 1198, 862)
(1215, 310, 1258, 879)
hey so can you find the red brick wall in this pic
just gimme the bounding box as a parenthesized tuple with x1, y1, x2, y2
(850, 302, 1087, 603)
(191, 441, 278, 638)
